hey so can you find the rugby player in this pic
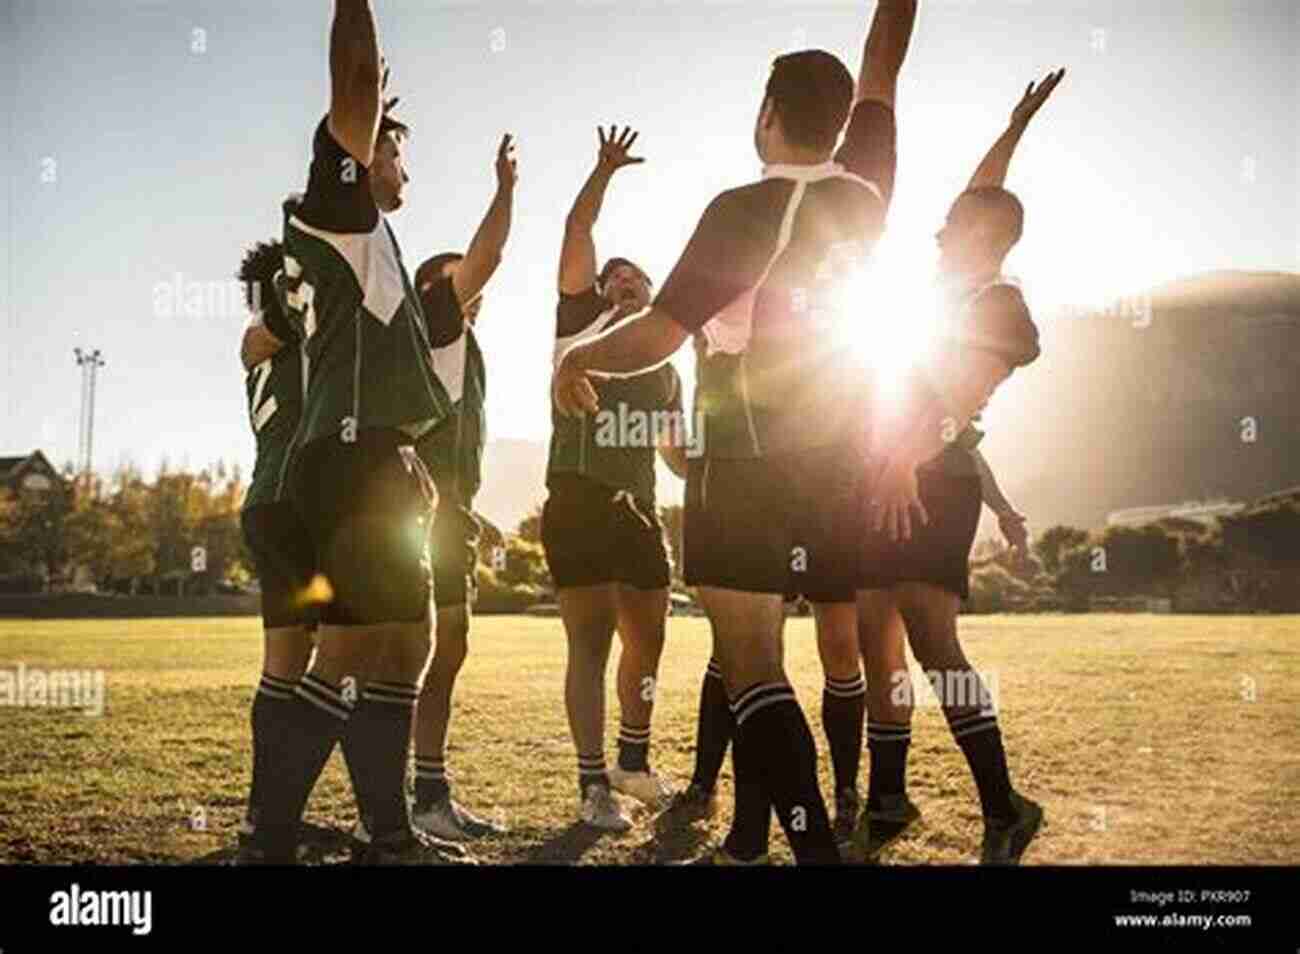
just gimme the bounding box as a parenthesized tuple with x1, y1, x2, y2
(555, 2, 919, 863)
(852, 68, 1064, 866)
(234, 239, 319, 862)
(547, 126, 689, 831)
(254, 0, 468, 865)
(403, 132, 517, 841)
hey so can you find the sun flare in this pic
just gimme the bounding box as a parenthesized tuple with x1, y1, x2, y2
(830, 242, 946, 402)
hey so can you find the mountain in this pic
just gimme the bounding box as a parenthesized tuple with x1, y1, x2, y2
(994, 271, 1300, 530)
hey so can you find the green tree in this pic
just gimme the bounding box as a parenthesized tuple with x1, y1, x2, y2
(516, 504, 544, 544)
(1033, 525, 1088, 576)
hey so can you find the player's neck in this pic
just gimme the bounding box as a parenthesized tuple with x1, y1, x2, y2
(950, 263, 1002, 297)
(764, 142, 832, 167)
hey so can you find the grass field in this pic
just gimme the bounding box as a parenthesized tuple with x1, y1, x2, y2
(0, 615, 1296, 865)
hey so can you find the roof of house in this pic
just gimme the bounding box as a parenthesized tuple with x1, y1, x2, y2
(0, 452, 61, 483)
(0, 455, 32, 476)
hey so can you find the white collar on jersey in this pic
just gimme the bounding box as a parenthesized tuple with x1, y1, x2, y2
(762, 159, 842, 181)
(761, 160, 882, 201)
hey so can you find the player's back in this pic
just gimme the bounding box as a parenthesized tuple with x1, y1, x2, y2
(243, 337, 303, 511)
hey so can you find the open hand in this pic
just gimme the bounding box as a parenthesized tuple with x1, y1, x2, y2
(597, 125, 645, 172)
(871, 464, 929, 543)
(1011, 68, 1065, 128)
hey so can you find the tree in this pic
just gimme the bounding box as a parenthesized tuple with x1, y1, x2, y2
(967, 563, 1031, 614)
(1034, 525, 1089, 577)
(1222, 502, 1300, 565)
(2, 482, 72, 588)
(0, 489, 21, 576)
(498, 537, 551, 589)
(516, 504, 544, 544)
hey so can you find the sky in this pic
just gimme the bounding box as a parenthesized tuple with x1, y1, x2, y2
(1, 0, 1297, 480)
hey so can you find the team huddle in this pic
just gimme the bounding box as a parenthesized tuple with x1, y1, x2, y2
(234, 0, 1062, 866)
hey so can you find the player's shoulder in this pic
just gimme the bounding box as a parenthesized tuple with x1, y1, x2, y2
(969, 279, 1039, 368)
(976, 280, 1031, 317)
(697, 180, 793, 237)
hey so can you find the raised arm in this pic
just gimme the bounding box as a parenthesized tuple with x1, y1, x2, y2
(453, 134, 518, 308)
(854, 0, 918, 108)
(559, 126, 643, 295)
(327, 0, 384, 167)
(553, 190, 775, 416)
(968, 69, 1065, 190)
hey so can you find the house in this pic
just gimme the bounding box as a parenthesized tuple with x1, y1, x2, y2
(0, 451, 66, 496)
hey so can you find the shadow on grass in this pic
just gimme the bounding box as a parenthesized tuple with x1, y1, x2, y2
(186, 821, 355, 866)
(518, 822, 607, 864)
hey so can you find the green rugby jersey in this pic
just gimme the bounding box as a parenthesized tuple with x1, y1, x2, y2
(242, 333, 304, 510)
(275, 119, 452, 454)
(415, 276, 487, 504)
(549, 287, 682, 505)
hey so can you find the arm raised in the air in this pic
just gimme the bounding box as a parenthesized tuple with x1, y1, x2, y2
(559, 126, 643, 296)
(327, 0, 385, 168)
(853, 0, 918, 109)
(454, 135, 518, 309)
(967, 68, 1065, 191)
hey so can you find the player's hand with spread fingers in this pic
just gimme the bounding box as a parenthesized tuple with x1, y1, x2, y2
(871, 462, 929, 543)
(496, 133, 518, 191)
(597, 125, 644, 173)
(1010, 68, 1065, 129)
(552, 350, 600, 418)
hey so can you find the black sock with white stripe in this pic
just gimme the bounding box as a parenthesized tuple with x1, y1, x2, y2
(866, 721, 912, 810)
(731, 682, 840, 865)
(617, 721, 651, 773)
(691, 658, 733, 793)
(947, 708, 1015, 823)
(722, 713, 772, 861)
(246, 673, 297, 831)
(343, 681, 419, 842)
(822, 673, 866, 796)
(413, 756, 449, 810)
(258, 673, 353, 862)
(577, 754, 609, 797)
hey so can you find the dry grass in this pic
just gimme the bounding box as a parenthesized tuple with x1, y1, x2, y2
(0, 614, 1296, 865)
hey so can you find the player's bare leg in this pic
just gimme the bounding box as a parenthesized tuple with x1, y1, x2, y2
(412, 606, 467, 813)
(559, 585, 631, 831)
(893, 581, 1041, 864)
(609, 585, 672, 808)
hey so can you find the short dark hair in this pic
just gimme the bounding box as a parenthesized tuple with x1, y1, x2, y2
(237, 239, 284, 317)
(599, 257, 652, 290)
(957, 187, 1025, 249)
(415, 251, 463, 291)
(764, 50, 855, 152)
